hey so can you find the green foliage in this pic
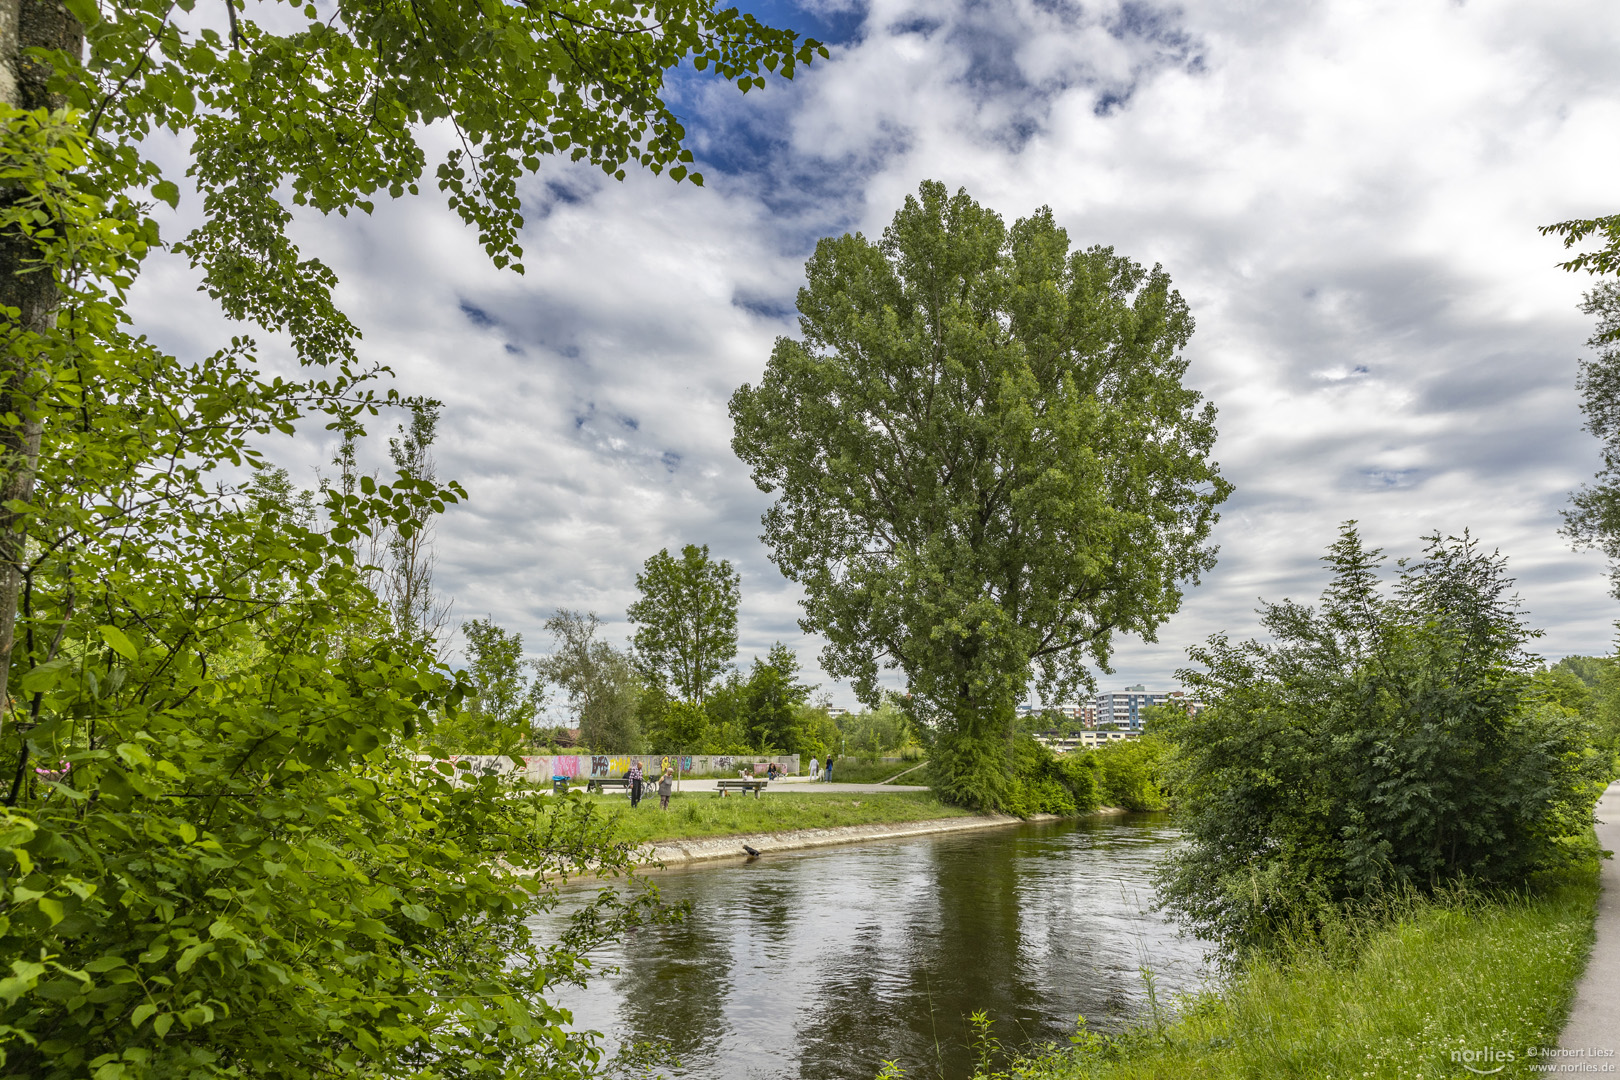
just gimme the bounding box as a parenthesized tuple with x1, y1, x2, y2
(1553, 654, 1612, 687)
(0, 106, 657, 1079)
(663, 700, 710, 754)
(1540, 657, 1620, 762)
(627, 544, 740, 706)
(729, 180, 1230, 812)
(791, 702, 844, 759)
(1561, 283, 1620, 596)
(949, 869, 1600, 1079)
(434, 617, 547, 753)
(55, 0, 826, 367)
(836, 698, 915, 758)
(1529, 666, 1591, 714)
(1156, 524, 1608, 956)
(538, 610, 642, 753)
(998, 736, 1100, 818)
(741, 642, 812, 751)
(1085, 737, 1169, 811)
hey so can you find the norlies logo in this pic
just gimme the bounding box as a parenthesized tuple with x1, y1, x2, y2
(1453, 1047, 1516, 1075)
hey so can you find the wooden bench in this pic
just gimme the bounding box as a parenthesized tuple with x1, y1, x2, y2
(585, 777, 633, 795)
(716, 779, 768, 798)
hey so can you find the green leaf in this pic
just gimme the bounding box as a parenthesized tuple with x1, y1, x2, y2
(98, 626, 138, 662)
(131, 1002, 156, 1029)
(151, 181, 179, 209)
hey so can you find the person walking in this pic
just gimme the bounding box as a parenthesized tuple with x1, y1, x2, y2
(825, 755, 836, 784)
(808, 755, 819, 782)
(627, 759, 645, 808)
(658, 768, 674, 810)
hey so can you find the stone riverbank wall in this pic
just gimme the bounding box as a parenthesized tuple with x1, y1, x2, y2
(431, 753, 803, 784)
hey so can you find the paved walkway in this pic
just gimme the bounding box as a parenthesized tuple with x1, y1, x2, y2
(670, 776, 930, 796)
(1560, 780, 1620, 1065)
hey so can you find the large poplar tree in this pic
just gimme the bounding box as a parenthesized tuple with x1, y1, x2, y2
(729, 181, 1231, 810)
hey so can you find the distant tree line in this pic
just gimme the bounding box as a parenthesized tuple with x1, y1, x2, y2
(435, 542, 921, 762)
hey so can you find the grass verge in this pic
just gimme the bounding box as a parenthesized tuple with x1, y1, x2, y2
(556, 790, 975, 845)
(944, 866, 1601, 1080)
(822, 758, 929, 784)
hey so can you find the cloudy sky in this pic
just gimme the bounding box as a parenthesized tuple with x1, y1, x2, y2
(141, 0, 1620, 709)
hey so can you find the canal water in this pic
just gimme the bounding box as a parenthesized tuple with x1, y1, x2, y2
(531, 815, 1208, 1080)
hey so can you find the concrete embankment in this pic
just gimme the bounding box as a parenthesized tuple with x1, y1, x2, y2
(634, 807, 1128, 868)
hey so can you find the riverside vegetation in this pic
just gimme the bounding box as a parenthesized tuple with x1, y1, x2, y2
(884, 527, 1614, 1079)
(880, 870, 1600, 1080)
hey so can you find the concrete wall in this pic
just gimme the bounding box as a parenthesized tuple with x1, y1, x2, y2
(431, 753, 801, 784)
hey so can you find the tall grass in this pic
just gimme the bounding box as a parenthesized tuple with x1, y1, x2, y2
(884, 867, 1600, 1080)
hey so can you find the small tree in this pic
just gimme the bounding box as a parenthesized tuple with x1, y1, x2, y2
(380, 399, 453, 653)
(730, 181, 1230, 810)
(627, 544, 740, 707)
(538, 610, 642, 753)
(1157, 524, 1608, 956)
(742, 642, 812, 751)
(438, 618, 548, 753)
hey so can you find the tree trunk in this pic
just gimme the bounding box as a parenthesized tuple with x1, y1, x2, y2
(0, 0, 82, 727)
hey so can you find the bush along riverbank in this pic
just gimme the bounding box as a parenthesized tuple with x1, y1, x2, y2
(901, 864, 1600, 1080)
(994, 734, 1171, 817)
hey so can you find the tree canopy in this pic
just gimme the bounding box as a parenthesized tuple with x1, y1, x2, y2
(627, 543, 739, 706)
(0, 0, 827, 1072)
(1561, 283, 1620, 595)
(24, 0, 827, 364)
(0, 106, 670, 1079)
(729, 180, 1231, 810)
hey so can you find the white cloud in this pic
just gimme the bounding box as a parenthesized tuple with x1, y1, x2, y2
(133, 0, 1620, 704)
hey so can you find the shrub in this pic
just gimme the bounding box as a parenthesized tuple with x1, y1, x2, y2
(1086, 736, 1169, 810)
(1002, 737, 1101, 817)
(1157, 524, 1609, 956)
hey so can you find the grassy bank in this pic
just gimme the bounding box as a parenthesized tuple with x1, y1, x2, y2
(968, 867, 1600, 1080)
(821, 758, 928, 784)
(561, 790, 975, 845)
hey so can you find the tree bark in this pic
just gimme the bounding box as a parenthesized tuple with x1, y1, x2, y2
(0, 0, 82, 727)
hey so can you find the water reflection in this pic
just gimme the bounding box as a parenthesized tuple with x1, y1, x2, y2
(531, 815, 1206, 1080)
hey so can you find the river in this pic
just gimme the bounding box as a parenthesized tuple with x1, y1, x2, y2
(530, 814, 1208, 1080)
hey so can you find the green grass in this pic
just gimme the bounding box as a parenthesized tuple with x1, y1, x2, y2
(559, 790, 975, 845)
(973, 868, 1601, 1080)
(823, 758, 929, 784)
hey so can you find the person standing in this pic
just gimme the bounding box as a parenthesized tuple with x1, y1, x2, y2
(809, 755, 819, 782)
(628, 759, 645, 808)
(825, 755, 836, 784)
(658, 768, 674, 811)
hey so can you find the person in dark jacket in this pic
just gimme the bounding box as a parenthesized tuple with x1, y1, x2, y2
(627, 759, 645, 808)
(825, 756, 835, 783)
